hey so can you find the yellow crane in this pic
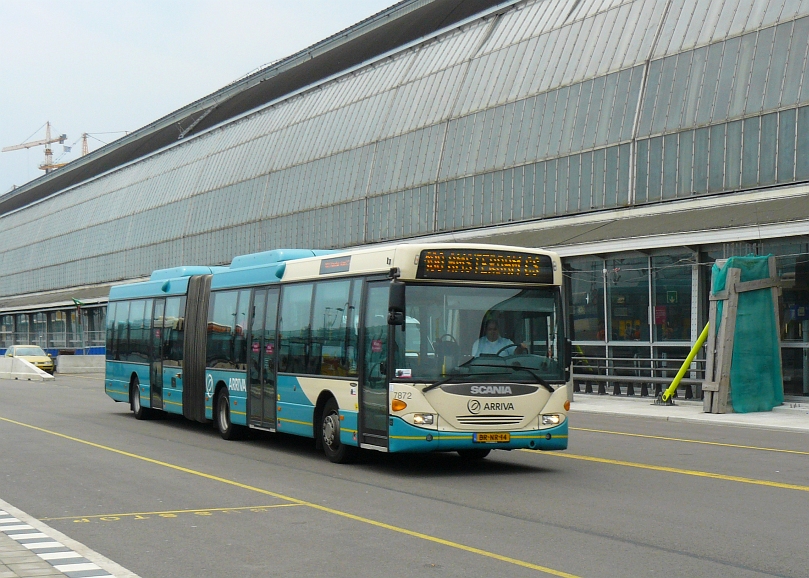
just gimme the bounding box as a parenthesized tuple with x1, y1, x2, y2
(74, 131, 128, 157)
(2, 121, 68, 173)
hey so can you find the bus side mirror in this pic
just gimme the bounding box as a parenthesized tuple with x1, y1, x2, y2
(388, 281, 405, 326)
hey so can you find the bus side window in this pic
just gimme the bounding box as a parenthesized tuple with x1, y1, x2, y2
(126, 300, 145, 363)
(207, 290, 238, 369)
(114, 301, 130, 362)
(233, 290, 251, 371)
(279, 283, 314, 374)
(164, 296, 185, 366)
(106, 302, 117, 361)
(344, 278, 362, 377)
(311, 279, 352, 376)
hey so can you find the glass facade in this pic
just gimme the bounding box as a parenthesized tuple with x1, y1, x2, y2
(0, 308, 105, 353)
(566, 243, 809, 397)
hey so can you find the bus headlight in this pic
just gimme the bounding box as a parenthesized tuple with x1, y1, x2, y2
(412, 413, 434, 425)
(541, 414, 562, 426)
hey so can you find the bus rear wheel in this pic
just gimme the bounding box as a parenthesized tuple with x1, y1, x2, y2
(321, 398, 357, 464)
(131, 377, 149, 420)
(457, 449, 490, 460)
(216, 390, 244, 440)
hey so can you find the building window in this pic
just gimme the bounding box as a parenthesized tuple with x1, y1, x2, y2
(652, 254, 694, 342)
(14, 314, 30, 345)
(87, 308, 106, 346)
(607, 256, 649, 342)
(49, 311, 67, 348)
(0, 316, 13, 348)
(773, 242, 809, 394)
(32, 313, 47, 348)
(568, 256, 605, 342)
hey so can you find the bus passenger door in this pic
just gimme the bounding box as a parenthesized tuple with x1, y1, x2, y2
(248, 288, 279, 430)
(359, 281, 389, 449)
(150, 298, 165, 411)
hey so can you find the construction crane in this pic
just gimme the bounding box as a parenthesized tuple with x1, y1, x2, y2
(69, 131, 127, 158)
(2, 122, 68, 173)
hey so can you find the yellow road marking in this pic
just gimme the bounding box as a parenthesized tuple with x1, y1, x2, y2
(0, 417, 577, 578)
(537, 452, 809, 492)
(41, 504, 301, 521)
(571, 426, 809, 456)
(56, 374, 102, 381)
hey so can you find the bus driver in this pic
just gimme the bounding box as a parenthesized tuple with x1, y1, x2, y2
(472, 320, 526, 357)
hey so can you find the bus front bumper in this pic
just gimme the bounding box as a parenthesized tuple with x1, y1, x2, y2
(388, 416, 568, 453)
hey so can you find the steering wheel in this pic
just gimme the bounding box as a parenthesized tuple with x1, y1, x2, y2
(437, 333, 457, 343)
(495, 344, 517, 356)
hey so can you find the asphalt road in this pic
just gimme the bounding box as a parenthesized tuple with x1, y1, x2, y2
(1, 374, 807, 577)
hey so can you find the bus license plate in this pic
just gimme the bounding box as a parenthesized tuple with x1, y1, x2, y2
(474, 432, 510, 443)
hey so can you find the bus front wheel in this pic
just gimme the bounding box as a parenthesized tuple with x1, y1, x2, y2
(321, 398, 357, 464)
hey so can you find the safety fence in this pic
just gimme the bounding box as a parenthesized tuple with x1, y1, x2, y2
(572, 353, 705, 398)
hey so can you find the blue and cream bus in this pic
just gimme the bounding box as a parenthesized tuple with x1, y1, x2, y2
(105, 243, 571, 462)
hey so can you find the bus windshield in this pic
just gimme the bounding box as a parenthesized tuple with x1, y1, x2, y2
(394, 284, 565, 384)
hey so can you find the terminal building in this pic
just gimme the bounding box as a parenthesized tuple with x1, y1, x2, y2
(1, 0, 807, 395)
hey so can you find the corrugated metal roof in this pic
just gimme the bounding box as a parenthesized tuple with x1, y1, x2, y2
(0, 283, 120, 313)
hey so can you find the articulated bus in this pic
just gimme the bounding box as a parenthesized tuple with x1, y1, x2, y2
(105, 243, 571, 462)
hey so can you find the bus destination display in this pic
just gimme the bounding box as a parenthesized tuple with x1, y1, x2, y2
(416, 249, 553, 283)
(319, 256, 351, 274)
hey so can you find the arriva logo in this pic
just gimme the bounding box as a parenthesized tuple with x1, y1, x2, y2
(483, 402, 514, 411)
(228, 377, 246, 392)
(205, 373, 214, 396)
(469, 385, 512, 395)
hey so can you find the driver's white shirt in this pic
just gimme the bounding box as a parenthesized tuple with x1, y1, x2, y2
(472, 336, 515, 357)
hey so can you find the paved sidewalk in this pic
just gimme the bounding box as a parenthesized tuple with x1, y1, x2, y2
(0, 500, 137, 578)
(572, 392, 809, 433)
(0, 531, 66, 578)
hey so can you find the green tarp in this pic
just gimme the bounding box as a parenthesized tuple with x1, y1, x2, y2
(712, 255, 784, 413)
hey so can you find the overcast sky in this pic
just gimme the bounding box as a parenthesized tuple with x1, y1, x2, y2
(0, 0, 395, 194)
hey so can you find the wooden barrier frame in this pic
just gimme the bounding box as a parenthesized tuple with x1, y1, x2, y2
(702, 256, 781, 413)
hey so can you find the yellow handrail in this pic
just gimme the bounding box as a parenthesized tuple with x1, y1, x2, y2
(661, 322, 710, 403)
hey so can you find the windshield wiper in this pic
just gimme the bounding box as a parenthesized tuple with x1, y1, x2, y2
(461, 361, 555, 393)
(422, 368, 511, 393)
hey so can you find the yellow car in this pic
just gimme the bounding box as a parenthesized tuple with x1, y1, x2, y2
(4, 345, 55, 374)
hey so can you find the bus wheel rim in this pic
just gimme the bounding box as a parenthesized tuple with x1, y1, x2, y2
(323, 413, 338, 448)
